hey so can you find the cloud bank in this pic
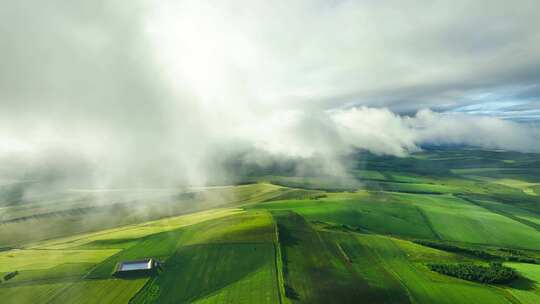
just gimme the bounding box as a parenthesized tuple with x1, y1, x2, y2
(331, 107, 540, 156)
(1, 0, 539, 187)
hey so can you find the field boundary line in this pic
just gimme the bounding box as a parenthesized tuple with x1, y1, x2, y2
(380, 240, 416, 304)
(457, 195, 540, 232)
(272, 214, 286, 304)
(415, 206, 442, 240)
(128, 277, 154, 304)
(336, 243, 351, 263)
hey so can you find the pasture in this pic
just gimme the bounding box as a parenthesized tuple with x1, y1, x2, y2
(1, 148, 540, 303)
(132, 243, 278, 303)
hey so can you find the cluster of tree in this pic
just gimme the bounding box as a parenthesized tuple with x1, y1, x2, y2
(268, 180, 359, 193)
(427, 262, 518, 284)
(266, 190, 327, 202)
(415, 240, 538, 264)
(503, 255, 538, 264)
(497, 248, 538, 264)
(3, 271, 18, 281)
(500, 248, 524, 255)
(0, 246, 15, 252)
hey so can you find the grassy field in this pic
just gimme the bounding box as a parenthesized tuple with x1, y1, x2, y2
(1, 148, 540, 303)
(48, 278, 149, 304)
(0, 282, 68, 303)
(273, 210, 370, 303)
(0, 208, 251, 303)
(0, 184, 282, 247)
(129, 210, 279, 303)
(326, 232, 412, 303)
(132, 243, 278, 303)
(352, 234, 512, 304)
(409, 194, 540, 249)
(252, 193, 437, 239)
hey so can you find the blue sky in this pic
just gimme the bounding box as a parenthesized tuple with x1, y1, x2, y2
(451, 100, 540, 122)
(448, 86, 540, 121)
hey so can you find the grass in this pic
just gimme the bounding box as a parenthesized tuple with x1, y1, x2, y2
(1, 209, 279, 303)
(0, 184, 263, 248)
(458, 197, 540, 228)
(47, 278, 148, 304)
(263, 188, 326, 202)
(533, 185, 540, 196)
(2, 147, 540, 303)
(332, 232, 412, 303)
(2, 263, 95, 283)
(0, 249, 117, 272)
(490, 179, 539, 196)
(364, 181, 460, 194)
(86, 229, 185, 279)
(410, 194, 540, 249)
(273, 210, 370, 303)
(225, 183, 292, 204)
(252, 192, 437, 239)
(505, 263, 540, 304)
(257, 176, 361, 192)
(129, 210, 280, 304)
(0, 249, 118, 284)
(33, 208, 242, 250)
(131, 243, 278, 304)
(0, 281, 68, 304)
(179, 211, 275, 245)
(352, 170, 387, 181)
(352, 234, 512, 304)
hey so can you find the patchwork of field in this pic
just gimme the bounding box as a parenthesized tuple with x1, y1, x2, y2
(347, 234, 511, 304)
(0, 208, 258, 303)
(252, 193, 438, 239)
(410, 194, 540, 249)
(504, 263, 540, 304)
(1, 148, 540, 303)
(273, 211, 369, 303)
(0, 183, 286, 247)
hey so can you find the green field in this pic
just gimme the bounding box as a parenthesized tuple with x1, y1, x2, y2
(1, 148, 540, 303)
(273, 210, 369, 303)
(132, 243, 278, 303)
(410, 194, 540, 249)
(252, 193, 438, 239)
(350, 234, 511, 304)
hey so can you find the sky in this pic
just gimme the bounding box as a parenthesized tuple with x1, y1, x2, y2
(1, 0, 539, 186)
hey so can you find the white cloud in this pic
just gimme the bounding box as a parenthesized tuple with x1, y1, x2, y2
(331, 107, 540, 155)
(1, 0, 539, 186)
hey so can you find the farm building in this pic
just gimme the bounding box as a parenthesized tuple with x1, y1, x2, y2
(113, 258, 159, 277)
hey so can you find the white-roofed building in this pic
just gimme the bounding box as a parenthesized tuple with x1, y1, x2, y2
(113, 258, 159, 277)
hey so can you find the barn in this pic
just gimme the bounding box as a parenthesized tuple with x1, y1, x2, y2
(113, 258, 159, 277)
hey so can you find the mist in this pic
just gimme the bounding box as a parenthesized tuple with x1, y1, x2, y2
(1, 0, 540, 190)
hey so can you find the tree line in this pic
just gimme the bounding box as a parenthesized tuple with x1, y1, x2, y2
(427, 262, 518, 284)
(415, 240, 538, 264)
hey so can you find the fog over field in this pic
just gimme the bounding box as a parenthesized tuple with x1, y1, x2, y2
(1, 0, 539, 188)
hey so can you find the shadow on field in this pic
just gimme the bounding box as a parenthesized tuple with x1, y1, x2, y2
(130, 243, 273, 303)
(509, 276, 536, 290)
(278, 223, 300, 246)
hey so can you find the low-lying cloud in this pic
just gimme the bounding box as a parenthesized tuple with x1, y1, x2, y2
(1, 0, 539, 188)
(331, 107, 540, 156)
